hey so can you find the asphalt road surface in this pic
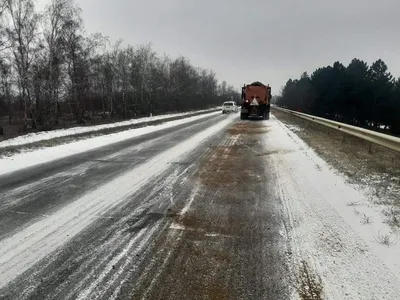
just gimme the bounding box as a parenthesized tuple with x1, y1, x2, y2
(1, 112, 400, 300)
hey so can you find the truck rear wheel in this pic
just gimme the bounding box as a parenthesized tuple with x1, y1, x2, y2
(262, 105, 270, 120)
(262, 112, 270, 120)
(240, 113, 248, 120)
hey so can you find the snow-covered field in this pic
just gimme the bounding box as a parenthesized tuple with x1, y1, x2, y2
(265, 115, 400, 299)
(0, 107, 219, 149)
(0, 110, 221, 176)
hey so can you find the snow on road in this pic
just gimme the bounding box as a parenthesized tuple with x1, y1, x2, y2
(0, 108, 219, 149)
(0, 110, 221, 176)
(2, 111, 399, 298)
(0, 113, 235, 290)
(266, 115, 400, 299)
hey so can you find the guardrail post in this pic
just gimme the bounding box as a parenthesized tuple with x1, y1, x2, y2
(368, 142, 373, 154)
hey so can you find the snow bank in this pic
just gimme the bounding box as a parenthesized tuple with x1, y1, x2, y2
(265, 115, 400, 299)
(0, 111, 221, 176)
(0, 107, 219, 149)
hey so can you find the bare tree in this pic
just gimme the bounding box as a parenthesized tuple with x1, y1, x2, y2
(134, 43, 156, 113)
(0, 1, 10, 53)
(0, 0, 238, 138)
(63, 7, 105, 123)
(40, 0, 76, 125)
(0, 59, 12, 123)
(5, 0, 39, 129)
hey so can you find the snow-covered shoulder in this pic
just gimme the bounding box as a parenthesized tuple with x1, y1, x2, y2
(265, 115, 400, 299)
(0, 108, 219, 149)
(0, 111, 221, 176)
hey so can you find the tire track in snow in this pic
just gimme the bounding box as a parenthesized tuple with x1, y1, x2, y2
(133, 185, 202, 300)
(0, 117, 218, 241)
(0, 136, 168, 242)
(75, 223, 160, 300)
(4, 166, 189, 300)
(63, 168, 191, 300)
(0, 114, 235, 290)
(127, 120, 292, 299)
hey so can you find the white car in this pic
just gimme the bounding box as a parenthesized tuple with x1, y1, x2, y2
(222, 101, 238, 114)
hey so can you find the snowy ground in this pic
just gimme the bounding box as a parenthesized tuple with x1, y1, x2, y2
(0, 107, 219, 149)
(272, 109, 400, 232)
(266, 116, 400, 299)
(0, 114, 236, 290)
(0, 110, 221, 176)
(1, 112, 400, 299)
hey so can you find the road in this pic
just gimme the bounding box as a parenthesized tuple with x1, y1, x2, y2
(1, 112, 400, 300)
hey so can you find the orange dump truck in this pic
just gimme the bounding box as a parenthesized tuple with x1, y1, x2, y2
(240, 81, 272, 120)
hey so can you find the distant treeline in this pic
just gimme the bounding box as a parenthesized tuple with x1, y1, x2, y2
(0, 0, 239, 136)
(275, 58, 400, 135)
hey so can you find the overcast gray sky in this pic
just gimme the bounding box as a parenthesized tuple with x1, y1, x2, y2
(38, 0, 400, 94)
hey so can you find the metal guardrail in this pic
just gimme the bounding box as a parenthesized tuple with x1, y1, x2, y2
(272, 106, 400, 153)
